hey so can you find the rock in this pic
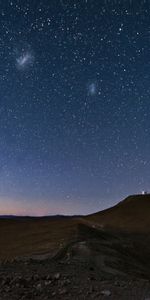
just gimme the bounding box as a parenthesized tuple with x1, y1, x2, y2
(101, 289, 111, 296)
(16, 283, 20, 288)
(45, 280, 52, 286)
(65, 278, 71, 285)
(54, 272, 60, 280)
(36, 283, 42, 291)
(114, 280, 123, 287)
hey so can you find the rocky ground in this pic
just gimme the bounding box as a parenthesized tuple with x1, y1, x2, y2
(1, 214, 150, 299)
(0, 258, 150, 300)
(1, 228, 150, 300)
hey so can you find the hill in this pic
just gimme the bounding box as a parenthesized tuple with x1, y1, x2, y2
(0, 194, 150, 261)
(1, 195, 150, 299)
(86, 194, 150, 232)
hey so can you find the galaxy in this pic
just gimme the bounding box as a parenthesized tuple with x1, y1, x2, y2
(14, 43, 34, 70)
(0, 0, 150, 216)
(87, 82, 97, 96)
(16, 52, 33, 70)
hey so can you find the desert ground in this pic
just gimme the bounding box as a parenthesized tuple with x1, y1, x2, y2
(0, 194, 150, 299)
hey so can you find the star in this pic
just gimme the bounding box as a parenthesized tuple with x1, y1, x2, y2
(0, 0, 149, 216)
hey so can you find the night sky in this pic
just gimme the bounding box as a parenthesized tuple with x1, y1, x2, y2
(0, 0, 150, 216)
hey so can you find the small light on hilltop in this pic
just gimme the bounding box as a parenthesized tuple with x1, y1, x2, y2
(142, 191, 148, 195)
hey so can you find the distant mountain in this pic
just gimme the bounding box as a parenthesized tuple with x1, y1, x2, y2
(1, 194, 150, 265)
(86, 194, 150, 232)
(0, 215, 28, 219)
(2, 194, 150, 232)
(0, 214, 82, 220)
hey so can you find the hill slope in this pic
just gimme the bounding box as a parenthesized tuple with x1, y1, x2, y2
(1, 194, 150, 261)
(1, 195, 150, 299)
(86, 194, 150, 232)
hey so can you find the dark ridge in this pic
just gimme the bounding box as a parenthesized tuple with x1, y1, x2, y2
(0, 214, 82, 219)
(86, 194, 150, 232)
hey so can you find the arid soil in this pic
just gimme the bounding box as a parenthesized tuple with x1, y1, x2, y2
(1, 223, 150, 299)
(0, 258, 150, 300)
(1, 194, 150, 299)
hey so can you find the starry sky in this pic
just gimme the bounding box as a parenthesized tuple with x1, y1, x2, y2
(0, 0, 150, 216)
